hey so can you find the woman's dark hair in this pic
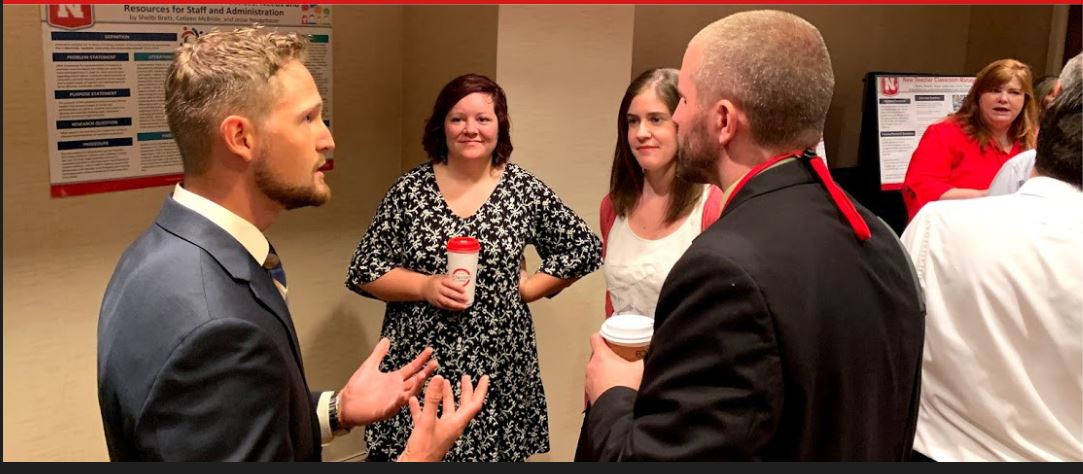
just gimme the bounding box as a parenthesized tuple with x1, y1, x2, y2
(609, 68, 700, 224)
(422, 73, 513, 166)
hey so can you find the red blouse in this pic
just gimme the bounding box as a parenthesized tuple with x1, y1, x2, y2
(902, 119, 1021, 220)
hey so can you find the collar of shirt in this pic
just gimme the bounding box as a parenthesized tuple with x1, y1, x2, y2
(170, 183, 270, 266)
(1017, 176, 1083, 201)
(719, 156, 797, 209)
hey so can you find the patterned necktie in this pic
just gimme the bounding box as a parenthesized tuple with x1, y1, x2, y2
(262, 244, 302, 371)
(263, 246, 288, 291)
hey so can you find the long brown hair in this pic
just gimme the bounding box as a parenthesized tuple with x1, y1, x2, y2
(609, 68, 700, 224)
(952, 59, 1039, 151)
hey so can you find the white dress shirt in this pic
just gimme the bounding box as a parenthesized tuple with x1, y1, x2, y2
(901, 177, 1083, 461)
(172, 184, 271, 268)
(987, 149, 1036, 196)
(171, 184, 337, 445)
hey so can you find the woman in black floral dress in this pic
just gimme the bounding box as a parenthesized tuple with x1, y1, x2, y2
(346, 74, 602, 461)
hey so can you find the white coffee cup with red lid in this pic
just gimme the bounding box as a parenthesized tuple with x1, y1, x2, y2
(447, 236, 481, 307)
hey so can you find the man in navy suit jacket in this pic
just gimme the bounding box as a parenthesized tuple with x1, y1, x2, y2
(98, 27, 488, 461)
(581, 11, 924, 461)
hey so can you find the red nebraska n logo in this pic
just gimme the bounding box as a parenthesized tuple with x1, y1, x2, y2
(880, 77, 900, 97)
(48, 5, 94, 30)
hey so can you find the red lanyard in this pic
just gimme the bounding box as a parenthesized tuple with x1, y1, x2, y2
(722, 149, 872, 242)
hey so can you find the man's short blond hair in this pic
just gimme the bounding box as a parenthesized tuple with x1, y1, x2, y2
(165, 26, 308, 175)
(691, 10, 834, 150)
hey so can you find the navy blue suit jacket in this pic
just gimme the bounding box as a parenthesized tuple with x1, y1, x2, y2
(98, 197, 321, 460)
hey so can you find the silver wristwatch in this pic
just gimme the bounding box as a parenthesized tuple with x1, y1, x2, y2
(328, 391, 351, 436)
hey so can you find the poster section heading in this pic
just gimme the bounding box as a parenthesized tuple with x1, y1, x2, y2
(106, 4, 331, 28)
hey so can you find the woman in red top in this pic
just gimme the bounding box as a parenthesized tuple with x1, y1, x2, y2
(902, 59, 1039, 220)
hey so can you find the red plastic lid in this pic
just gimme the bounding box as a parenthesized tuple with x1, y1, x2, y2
(447, 236, 481, 252)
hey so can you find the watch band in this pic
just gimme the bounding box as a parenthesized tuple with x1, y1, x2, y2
(328, 391, 351, 436)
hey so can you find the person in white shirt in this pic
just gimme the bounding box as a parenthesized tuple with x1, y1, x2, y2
(901, 63, 1083, 461)
(985, 148, 1036, 196)
(987, 53, 1081, 197)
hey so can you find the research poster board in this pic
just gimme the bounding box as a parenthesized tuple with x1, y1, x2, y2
(41, 4, 334, 197)
(872, 74, 974, 190)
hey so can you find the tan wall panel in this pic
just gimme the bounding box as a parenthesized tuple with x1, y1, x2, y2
(496, 5, 635, 462)
(401, 6, 499, 171)
(966, 6, 1054, 76)
(632, 5, 976, 168)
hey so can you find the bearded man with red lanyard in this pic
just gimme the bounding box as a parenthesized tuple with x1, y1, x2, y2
(580, 10, 926, 461)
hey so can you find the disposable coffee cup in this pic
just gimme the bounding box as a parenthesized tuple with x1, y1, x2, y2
(446, 236, 481, 307)
(600, 314, 653, 361)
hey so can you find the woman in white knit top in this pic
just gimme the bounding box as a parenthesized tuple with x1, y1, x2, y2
(599, 68, 721, 319)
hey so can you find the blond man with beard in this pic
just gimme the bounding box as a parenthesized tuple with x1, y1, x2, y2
(97, 27, 487, 461)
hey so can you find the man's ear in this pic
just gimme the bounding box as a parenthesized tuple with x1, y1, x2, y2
(711, 99, 739, 146)
(220, 115, 256, 163)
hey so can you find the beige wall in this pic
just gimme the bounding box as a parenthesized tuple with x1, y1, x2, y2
(966, 5, 1054, 75)
(633, 5, 971, 168)
(2, 5, 405, 461)
(402, 6, 499, 171)
(632, 5, 1055, 168)
(2, 4, 1064, 462)
(495, 5, 635, 462)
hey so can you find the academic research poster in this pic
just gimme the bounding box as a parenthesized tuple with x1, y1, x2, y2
(41, 4, 334, 197)
(874, 74, 974, 190)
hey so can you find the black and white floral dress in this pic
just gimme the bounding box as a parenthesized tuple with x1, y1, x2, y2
(346, 162, 602, 461)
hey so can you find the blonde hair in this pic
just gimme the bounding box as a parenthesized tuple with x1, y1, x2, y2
(952, 59, 1038, 151)
(690, 10, 834, 150)
(165, 26, 309, 175)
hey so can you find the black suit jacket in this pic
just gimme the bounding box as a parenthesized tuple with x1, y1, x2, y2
(97, 197, 321, 460)
(584, 159, 925, 461)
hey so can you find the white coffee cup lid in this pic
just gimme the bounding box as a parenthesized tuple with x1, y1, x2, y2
(600, 314, 653, 345)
